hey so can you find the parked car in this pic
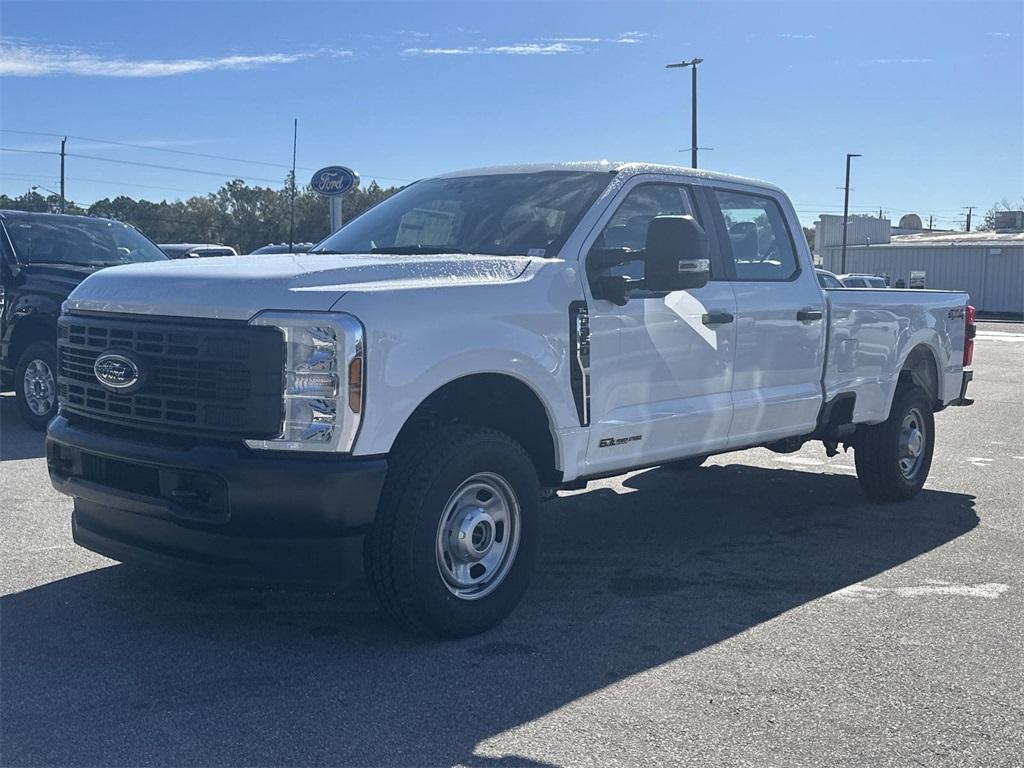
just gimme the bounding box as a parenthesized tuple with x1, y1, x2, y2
(248, 242, 315, 255)
(47, 163, 975, 637)
(0, 210, 167, 428)
(815, 268, 844, 289)
(838, 273, 888, 288)
(159, 243, 238, 259)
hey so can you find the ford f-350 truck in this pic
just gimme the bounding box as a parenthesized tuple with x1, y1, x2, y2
(46, 163, 975, 636)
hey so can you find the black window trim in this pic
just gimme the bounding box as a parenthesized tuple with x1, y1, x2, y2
(583, 179, 730, 287)
(707, 185, 803, 284)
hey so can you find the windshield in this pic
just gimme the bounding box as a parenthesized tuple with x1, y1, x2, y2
(310, 171, 613, 258)
(5, 215, 167, 267)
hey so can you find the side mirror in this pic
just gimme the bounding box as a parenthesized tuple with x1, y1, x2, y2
(644, 215, 710, 291)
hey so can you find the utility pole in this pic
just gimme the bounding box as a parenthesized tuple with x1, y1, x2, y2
(928, 214, 933, 230)
(840, 152, 861, 274)
(963, 206, 974, 232)
(288, 119, 297, 252)
(666, 57, 703, 169)
(59, 137, 67, 214)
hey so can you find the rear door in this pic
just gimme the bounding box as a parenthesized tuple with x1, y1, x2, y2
(707, 186, 827, 447)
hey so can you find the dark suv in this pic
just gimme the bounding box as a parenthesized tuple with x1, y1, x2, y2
(0, 210, 167, 429)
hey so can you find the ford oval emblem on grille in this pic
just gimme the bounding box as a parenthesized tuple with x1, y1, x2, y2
(94, 352, 141, 391)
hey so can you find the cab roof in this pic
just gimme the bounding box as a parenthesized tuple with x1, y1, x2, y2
(438, 161, 784, 194)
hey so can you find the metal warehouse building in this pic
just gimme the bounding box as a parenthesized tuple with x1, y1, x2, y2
(819, 231, 1024, 315)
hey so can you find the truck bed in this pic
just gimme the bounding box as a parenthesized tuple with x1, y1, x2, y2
(824, 288, 969, 424)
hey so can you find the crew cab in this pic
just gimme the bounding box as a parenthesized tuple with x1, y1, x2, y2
(45, 163, 975, 637)
(0, 210, 167, 428)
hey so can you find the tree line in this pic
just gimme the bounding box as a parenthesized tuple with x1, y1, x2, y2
(0, 175, 402, 254)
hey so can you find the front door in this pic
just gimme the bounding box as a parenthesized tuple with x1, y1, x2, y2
(582, 178, 736, 476)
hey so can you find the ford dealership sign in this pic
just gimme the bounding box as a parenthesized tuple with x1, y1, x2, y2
(310, 166, 359, 197)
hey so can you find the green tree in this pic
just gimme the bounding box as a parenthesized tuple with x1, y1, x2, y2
(1, 177, 403, 253)
(977, 197, 1024, 231)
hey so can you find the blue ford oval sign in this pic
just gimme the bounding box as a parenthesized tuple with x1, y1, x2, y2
(310, 166, 359, 197)
(94, 352, 141, 391)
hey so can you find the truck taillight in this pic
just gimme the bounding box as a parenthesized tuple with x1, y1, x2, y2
(964, 304, 976, 367)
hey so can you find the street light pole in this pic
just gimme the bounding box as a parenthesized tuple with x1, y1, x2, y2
(840, 152, 861, 274)
(666, 58, 703, 169)
(59, 137, 67, 214)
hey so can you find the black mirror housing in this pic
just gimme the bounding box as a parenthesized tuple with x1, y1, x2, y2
(644, 215, 711, 291)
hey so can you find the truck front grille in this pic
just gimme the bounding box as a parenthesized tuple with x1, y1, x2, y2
(58, 313, 284, 440)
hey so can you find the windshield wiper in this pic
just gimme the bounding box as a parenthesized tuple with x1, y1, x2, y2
(27, 260, 103, 267)
(369, 245, 468, 255)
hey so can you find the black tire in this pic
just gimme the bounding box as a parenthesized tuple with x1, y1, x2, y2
(14, 341, 59, 431)
(854, 385, 935, 502)
(664, 455, 707, 471)
(365, 425, 540, 637)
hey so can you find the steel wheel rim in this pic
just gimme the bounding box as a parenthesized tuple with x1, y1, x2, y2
(897, 406, 927, 481)
(23, 359, 55, 417)
(435, 472, 521, 601)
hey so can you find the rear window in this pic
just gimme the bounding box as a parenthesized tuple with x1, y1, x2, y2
(714, 189, 798, 281)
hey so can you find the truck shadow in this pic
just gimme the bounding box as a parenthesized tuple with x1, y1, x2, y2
(1, 464, 976, 767)
(0, 394, 46, 461)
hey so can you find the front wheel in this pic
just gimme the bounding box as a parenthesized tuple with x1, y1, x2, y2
(15, 341, 59, 431)
(365, 425, 540, 637)
(854, 385, 935, 502)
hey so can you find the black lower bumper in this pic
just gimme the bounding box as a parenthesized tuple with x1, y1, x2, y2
(950, 370, 974, 406)
(46, 415, 388, 586)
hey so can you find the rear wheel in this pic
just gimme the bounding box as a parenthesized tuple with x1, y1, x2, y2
(365, 425, 539, 637)
(15, 341, 59, 431)
(854, 385, 934, 502)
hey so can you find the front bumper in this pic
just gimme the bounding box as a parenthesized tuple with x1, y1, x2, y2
(950, 370, 974, 406)
(46, 415, 388, 586)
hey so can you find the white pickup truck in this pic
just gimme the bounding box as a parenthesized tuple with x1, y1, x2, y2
(47, 162, 975, 636)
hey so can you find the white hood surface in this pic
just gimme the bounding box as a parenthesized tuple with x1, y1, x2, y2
(66, 252, 532, 320)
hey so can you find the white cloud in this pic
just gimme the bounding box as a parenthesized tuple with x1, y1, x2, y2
(778, 33, 816, 39)
(614, 32, 650, 44)
(0, 39, 341, 77)
(403, 31, 653, 56)
(985, 31, 1011, 37)
(402, 42, 582, 56)
(870, 57, 932, 64)
(541, 37, 604, 43)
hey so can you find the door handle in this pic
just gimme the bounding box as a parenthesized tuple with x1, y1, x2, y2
(702, 311, 734, 326)
(797, 308, 823, 322)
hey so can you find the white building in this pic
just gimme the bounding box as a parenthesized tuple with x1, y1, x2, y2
(820, 230, 1024, 314)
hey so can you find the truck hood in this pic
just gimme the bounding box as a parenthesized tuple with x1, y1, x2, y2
(66, 252, 532, 320)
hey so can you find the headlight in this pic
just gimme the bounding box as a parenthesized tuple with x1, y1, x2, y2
(244, 311, 365, 452)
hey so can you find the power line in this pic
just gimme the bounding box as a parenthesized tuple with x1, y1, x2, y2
(0, 128, 415, 182)
(0, 147, 59, 156)
(67, 152, 286, 183)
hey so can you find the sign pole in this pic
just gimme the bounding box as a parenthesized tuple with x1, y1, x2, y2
(330, 197, 344, 233)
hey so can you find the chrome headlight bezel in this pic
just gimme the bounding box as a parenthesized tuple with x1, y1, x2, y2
(244, 311, 365, 453)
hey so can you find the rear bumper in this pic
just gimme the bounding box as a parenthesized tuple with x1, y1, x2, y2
(950, 370, 974, 407)
(47, 415, 388, 586)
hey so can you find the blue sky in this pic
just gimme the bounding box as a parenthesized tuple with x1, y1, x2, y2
(1, 1, 1020, 227)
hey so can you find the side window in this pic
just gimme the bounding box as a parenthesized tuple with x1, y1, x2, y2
(818, 272, 843, 289)
(589, 183, 697, 279)
(715, 189, 798, 281)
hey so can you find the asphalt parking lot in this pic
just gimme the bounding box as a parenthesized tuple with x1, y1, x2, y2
(1, 320, 1022, 768)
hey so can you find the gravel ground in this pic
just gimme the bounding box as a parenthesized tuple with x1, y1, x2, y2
(1, 321, 1021, 767)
